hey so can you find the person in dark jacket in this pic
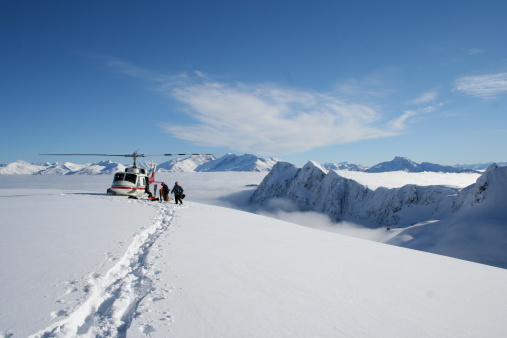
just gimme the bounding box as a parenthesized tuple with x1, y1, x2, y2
(145, 182, 153, 198)
(171, 181, 184, 205)
(161, 183, 170, 202)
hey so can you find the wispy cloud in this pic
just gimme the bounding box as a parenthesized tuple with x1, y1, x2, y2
(335, 76, 394, 101)
(409, 90, 438, 104)
(388, 110, 418, 131)
(165, 79, 411, 155)
(454, 72, 507, 99)
(104, 59, 417, 155)
(390, 93, 443, 131)
(467, 48, 485, 55)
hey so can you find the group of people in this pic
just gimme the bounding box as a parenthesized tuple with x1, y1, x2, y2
(145, 181, 185, 204)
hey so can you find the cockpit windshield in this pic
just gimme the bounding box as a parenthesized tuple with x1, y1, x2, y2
(125, 173, 137, 184)
(113, 173, 125, 182)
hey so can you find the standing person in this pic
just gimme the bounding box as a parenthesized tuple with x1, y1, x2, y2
(171, 181, 184, 205)
(161, 182, 170, 202)
(145, 181, 153, 198)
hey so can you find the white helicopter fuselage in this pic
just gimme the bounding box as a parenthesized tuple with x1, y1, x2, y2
(110, 167, 151, 197)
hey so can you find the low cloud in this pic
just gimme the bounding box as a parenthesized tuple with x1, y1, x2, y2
(454, 72, 507, 99)
(256, 199, 392, 242)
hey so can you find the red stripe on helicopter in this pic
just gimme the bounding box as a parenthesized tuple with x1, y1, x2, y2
(111, 186, 145, 190)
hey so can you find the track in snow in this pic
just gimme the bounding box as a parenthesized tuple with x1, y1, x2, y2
(30, 202, 175, 338)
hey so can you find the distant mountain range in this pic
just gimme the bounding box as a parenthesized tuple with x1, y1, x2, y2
(0, 155, 502, 175)
(322, 156, 486, 173)
(0, 154, 281, 175)
(156, 154, 280, 173)
(322, 162, 369, 171)
(454, 162, 507, 170)
(366, 156, 479, 173)
(0, 160, 127, 175)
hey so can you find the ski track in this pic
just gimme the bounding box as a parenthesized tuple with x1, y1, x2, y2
(29, 199, 176, 338)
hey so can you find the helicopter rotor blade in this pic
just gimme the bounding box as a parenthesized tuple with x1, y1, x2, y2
(40, 153, 214, 157)
(128, 154, 214, 157)
(40, 154, 131, 157)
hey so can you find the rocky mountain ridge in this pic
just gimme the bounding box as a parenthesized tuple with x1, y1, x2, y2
(249, 161, 459, 228)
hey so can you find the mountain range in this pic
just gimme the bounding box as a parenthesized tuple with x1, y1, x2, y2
(366, 156, 479, 173)
(0, 154, 280, 175)
(0, 155, 500, 175)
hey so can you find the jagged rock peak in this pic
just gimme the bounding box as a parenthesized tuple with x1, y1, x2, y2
(303, 160, 327, 173)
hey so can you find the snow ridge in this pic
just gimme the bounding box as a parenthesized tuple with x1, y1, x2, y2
(157, 154, 217, 172)
(322, 161, 368, 171)
(250, 161, 457, 228)
(195, 153, 280, 172)
(30, 203, 175, 338)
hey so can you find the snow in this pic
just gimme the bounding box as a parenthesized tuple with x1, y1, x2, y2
(0, 190, 154, 337)
(1, 172, 506, 337)
(334, 169, 480, 190)
(156, 155, 217, 172)
(0, 160, 46, 175)
(195, 153, 281, 172)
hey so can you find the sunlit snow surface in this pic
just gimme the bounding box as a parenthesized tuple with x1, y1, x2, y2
(1, 172, 506, 337)
(334, 169, 480, 190)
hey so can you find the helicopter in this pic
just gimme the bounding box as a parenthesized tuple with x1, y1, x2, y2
(40, 151, 212, 198)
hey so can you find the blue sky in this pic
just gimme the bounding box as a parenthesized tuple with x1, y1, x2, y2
(1, 0, 506, 166)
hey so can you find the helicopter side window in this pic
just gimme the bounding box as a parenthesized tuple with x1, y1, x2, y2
(113, 173, 125, 182)
(125, 173, 137, 184)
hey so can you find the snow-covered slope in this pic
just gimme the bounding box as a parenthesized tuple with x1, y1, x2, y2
(38, 161, 126, 175)
(196, 153, 280, 172)
(0, 160, 126, 175)
(0, 160, 47, 174)
(157, 154, 217, 172)
(322, 161, 368, 171)
(389, 164, 507, 268)
(250, 161, 507, 268)
(35, 162, 87, 175)
(1, 179, 506, 337)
